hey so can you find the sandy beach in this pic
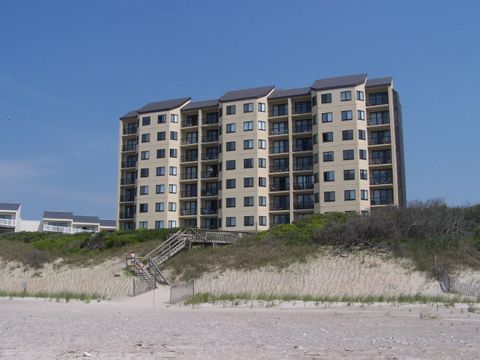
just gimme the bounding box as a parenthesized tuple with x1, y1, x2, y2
(1, 297, 479, 359)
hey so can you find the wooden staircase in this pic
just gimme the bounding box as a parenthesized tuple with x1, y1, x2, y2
(126, 228, 250, 291)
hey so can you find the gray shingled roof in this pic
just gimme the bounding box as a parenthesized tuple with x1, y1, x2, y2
(0, 203, 21, 211)
(43, 211, 74, 220)
(73, 215, 100, 224)
(182, 99, 219, 111)
(311, 74, 367, 91)
(366, 77, 393, 88)
(99, 219, 116, 227)
(137, 97, 191, 114)
(269, 87, 311, 99)
(120, 110, 138, 120)
(219, 85, 275, 102)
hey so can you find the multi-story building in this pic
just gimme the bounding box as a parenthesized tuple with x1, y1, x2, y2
(117, 74, 406, 231)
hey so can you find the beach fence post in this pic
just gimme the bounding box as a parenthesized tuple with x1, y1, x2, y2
(132, 278, 136, 297)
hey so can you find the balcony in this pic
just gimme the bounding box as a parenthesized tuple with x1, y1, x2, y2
(120, 178, 136, 185)
(122, 127, 137, 135)
(370, 177, 393, 185)
(292, 126, 312, 134)
(180, 209, 197, 216)
(201, 153, 218, 161)
(368, 136, 391, 145)
(201, 189, 219, 196)
(270, 204, 290, 211)
(294, 201, 314, 210)
(42, 224, 94, 234)
(269, 107, 288, 117)
(269, 165, 289, 173)
(122, 144, 137, 152)
(180, 173, 198, 180)
(201, 208, 218, 215)
(119, 212, 135, 219)
(369, 158, 392, 166)
(293, 103, 312, 115)
(0, 218, 16, 228)
(371, 198, 393, 206)
(120, 194, 135, 202)
(121, 161, 137, 169)
(202, 135, 219, 143)
(293, 183, 314, 190)
(181, 191, 198, 198)
(201, 171, 218, 179)
(269, 146, 289, 154)
(368, 118, 390, 126)
(292, 144, 313, 152)
(181, 155, 198, 162)
(182, 119, 199, 127)
(269, 128, 288, 136)
(202, 115, 219, 125)
(270, 185, 289, 192)
(293, 163, 313, 171)
(181, 138, 198, 145)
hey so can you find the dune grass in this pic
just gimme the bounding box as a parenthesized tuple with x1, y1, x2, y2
(0, 290, 104, 303)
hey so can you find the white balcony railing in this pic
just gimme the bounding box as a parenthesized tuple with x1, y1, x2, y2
(43, 224, 95, 234)
(0, 218, 16, 227)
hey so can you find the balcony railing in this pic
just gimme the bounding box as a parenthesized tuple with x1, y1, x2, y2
(181, 138, 198, 145)
(270, 185, 289, 192)
(368, 118, 390, 126)
(122, 144, 137, 152)
(294, 201, 314, 209)
(269, 107, 288, 117)
(368, 136, 391, 145)
(270, 165, 289, 173)
(371, 198, 393, 206)
(120, 178, 136, 185)
(269, 128, 288, 135)
(292, 144, 313, 152)
(123, 127, 137, 135)
(201, 153, 218, 161)
(201, 171, 218, 179)
(42, 224, 94, 234)
(270, 204, 290, 211)
(293, 183, 314, 190)
(293, 163, 313, 171)
(182, 120, 199, 127)
(119, 212, 135, 219)
(180, 173, 198, 180)
(121, 161, 137, 169)
(269, 146, 289, 154)
(202, 135, 219, 143)
(293, 126, 312, 134)
(180, 209, 197, 216)
(201, 208, 218, 215)
(181, 191, 198, 198)
(202, 115, 219, 125)
(0, 218, 16, 227)
(201, 189, 219, 196)
(120, 194, 135, 202)
(181, 155, 198, 162)
(369, 158, 392, 165)
(370, 177, 393, 185)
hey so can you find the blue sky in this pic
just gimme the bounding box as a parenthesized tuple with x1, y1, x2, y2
(0, 0, 479, 219)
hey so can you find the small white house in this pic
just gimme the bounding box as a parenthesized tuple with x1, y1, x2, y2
(0, 203, 21, 232)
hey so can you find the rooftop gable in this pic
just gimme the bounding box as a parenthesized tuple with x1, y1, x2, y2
(311, 74, 367, 91)
(137, 97, 191, 114)
(219, 85, 275, 103)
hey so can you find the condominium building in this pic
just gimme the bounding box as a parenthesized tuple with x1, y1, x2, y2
(117, 74, 406, 231)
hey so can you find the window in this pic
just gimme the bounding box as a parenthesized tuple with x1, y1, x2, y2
(141, 133, 150, 143)
(244, 196, 254, 207)
(344, 190, 356, 201)
(226, 197, 236, 208)
(294, 101, 311, 114)
(226, 141, 236, 151)
(140, 168, 149, 177)
(357, 110, 365, 120)
(259, 216, 267, 226)
(342, 130, 354, 140)
(322, 132, 333, 142)
(344, 169, 355, 180)
(168, 202, 176, 212)
(244, 177, 254, 187)
(259, 196, 267, 206)
(139, 203, 148, 213)
(169, 184, 177, 194)
(156, 166, 165, 176)
(343, 149, 355, 160)
(258, 158, 266, 168)
(226, 123, 236, 133)
(243, 121, 254, 131)
(139, 185, 148, 195)
(157, 149, 165, 158)
(359, 149, 367, 160)
(226, 217, 236, 227)
(139, 221, 148, 229)
(244, 158, 254, 168)
(311, 96, 317, 106)
(141, 151, 150, 160)
(361, 190, 369, 200)
(168, 220, 176, 228)
(258, 120, 266, 130)
(258, 102, 266, 112)
(244, 139, 254, 149)
(358, 129, 366, 140)
(323, 151, 334, 162)
(142, 116, 151, 126)
(157, 131, 166, 141)
(226, 179, 236, 189)
(271, 104, 288, 116)
(170, 131, 178, 140)
(360, 169, 368, 180)
(169, 166, 177, 175)
(259, 177, 266, 187)
(323, 171, 335, 182)
(244, 216, 254, 226)
(324, 191, 335, 202)
(170, 149, 177, 158)
(258, 139, 266, 149)
(171, 114, 178, 123)
(340, 91, 352, 101)
(368, 92, 389, 106)
(157, 114, 166, 123)
(226, 160, 236, 170)
(155, 220, 164, 229)
(156, 184, 165, 194)
(321, 93, 332, 104)
(243, 103, 253, 113)
(341, 110, 353, 121)
(155, 202, 164, 212)
(322, 112, 333, 123)
(356, 90, 364, 101)
(226, 105, 236, 115)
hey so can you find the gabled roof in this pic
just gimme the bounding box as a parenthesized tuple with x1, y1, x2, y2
(99, 219, 116, 227)
(73, 215, 99, 224)
(182, 99, 219, 111)
(311, 74, 367, 91)
(119, 110, 138, 120)
(43, 211, 74, 220)
(269, 87, 311, 99)
(0, 203, 21, 211)
(137, 97, 191, 114)
(366, 77, 393, 88)
(219, 85, 275, 103)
